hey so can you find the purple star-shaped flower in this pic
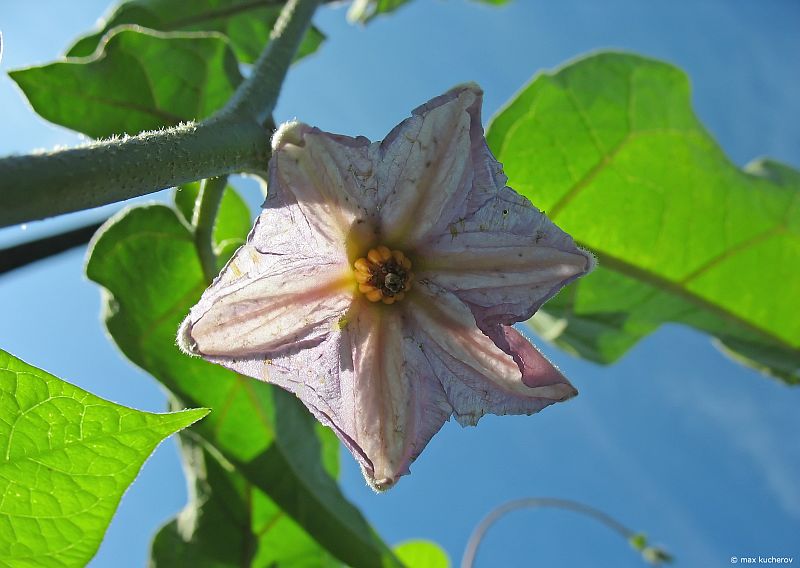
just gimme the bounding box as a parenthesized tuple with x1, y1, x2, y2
(179, 84, 594, 490)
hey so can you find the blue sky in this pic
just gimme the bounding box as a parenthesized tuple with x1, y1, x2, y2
(1, 1, 799, 566)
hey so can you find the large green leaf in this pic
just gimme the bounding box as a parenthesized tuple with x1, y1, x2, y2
(0, 349, 207, 567)
(487, 52, 800, 383)
(9, 28, 242, 138)
(150, 431, 341, 568)
(85, 196, 399, 566)
(65, 0, 324, 64)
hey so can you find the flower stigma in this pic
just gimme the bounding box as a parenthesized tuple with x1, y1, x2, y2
(354, 245, 414, 304)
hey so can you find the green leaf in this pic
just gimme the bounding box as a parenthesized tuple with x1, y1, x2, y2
(0, 349, 207, 567)
(85, 197, 399, 567)
(66, 0, 324, 65)
(150, 432, 341, 568)
(394, 540, 450, 568)
(9, 28, 242, 138)
(487, 52, 800, 383)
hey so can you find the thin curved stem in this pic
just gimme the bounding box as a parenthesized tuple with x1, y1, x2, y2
(193, 176, 229, 283)
(461, 498, 635, 568)
(0, 0, 321, 228)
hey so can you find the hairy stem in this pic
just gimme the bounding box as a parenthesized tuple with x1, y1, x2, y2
(0, 120, 266, 228)
(0, 0, 321, 229)
(223, 0, 320, 124)
(193, 176, 229, 283)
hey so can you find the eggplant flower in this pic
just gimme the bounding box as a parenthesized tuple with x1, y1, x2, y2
(179, 84, 594, 490)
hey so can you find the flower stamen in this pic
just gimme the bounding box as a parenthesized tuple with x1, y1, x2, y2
(354, 246, 413, 304)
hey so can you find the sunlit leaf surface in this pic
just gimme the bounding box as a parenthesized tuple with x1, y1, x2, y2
(488, 52, 800, 383)
(150, 431, 342, 567)
(9, 28, 242, 138)
(65, 0, 324, 64)
(0, 350, 207, 567)
(393, 540, 451, 568)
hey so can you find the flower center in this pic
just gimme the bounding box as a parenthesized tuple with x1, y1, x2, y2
(353, 246, 413, 305)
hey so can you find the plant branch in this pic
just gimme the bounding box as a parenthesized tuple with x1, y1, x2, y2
(0, 120, 267, 229)
(222, 0, 320, 124)
(193, 176, 229, 283)
(0, 0, 321, 229)
(0, 221, 104, 276)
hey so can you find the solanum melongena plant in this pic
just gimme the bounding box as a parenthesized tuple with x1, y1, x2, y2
(1, 0, 794, 565)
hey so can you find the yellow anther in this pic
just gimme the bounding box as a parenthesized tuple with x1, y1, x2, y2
(353, 245, 413, 304)
(354, 258, 372, 273)
(378, 246, 392, 260)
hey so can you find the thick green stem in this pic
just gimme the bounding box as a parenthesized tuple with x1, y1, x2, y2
(193, 175, 229, 283)
(0, 119, 267, 228)
(223, 0, 321, 124)
(0, 0, 321, 229)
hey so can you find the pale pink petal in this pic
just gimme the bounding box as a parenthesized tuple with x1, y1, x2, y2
(185, 259, 351, 357)
(338, 299, 452, 489)
(376, 84, 480, 245)
(179, 200, 354, 358)
(194, 298, 452, 490)
(418, 186, 594, 324)
(408, 281, 576, 426)
(486, 324, 572, 389)
(270, 121, 379, 249)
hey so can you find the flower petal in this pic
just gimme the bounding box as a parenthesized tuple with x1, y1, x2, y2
(377, 85, 480, 245)
(485, 323, 573, 389)
(340, 300, 452, 489)
(178, 83, 591, 491)
(191, 299, 452, 490)
(271, 121, 379, 248)
(179, 206, 354, 358)
(409, 281, 576, 426)
(419, 184, 594, 325)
